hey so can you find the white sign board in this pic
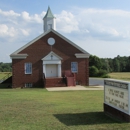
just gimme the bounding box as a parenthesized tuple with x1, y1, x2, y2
(104, 79, 130, 115)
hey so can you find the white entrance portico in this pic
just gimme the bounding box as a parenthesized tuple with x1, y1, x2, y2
(42, 51, 62, 78)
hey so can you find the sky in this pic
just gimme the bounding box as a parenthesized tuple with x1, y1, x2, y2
(1, 0, 130, 62)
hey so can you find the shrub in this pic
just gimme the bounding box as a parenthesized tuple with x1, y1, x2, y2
(89, 66, 99, 77)
(98, 69, 107, 77)
(102, 74, 111, 78)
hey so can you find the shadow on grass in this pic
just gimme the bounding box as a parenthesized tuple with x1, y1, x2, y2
(0, 83, 12, 89)
(54, 112, 121, 126)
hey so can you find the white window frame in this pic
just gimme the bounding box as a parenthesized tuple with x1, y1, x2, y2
(25, 83, 32, 88)
(71, 62, 78, 73)
(25, 63, 32, 74)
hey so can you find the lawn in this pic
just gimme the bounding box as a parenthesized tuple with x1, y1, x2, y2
(108, 72, 130, 81)
(0, 89, 130, 130)
(0, 72, 12, 79)
(0, 72, 7, 79)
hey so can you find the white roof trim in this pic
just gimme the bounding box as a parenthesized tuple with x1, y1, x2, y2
(41, 51, 62, 60)
(10, 29, 90, 57)
(75, 53, 90, 58)
(10, 54, 28, 59)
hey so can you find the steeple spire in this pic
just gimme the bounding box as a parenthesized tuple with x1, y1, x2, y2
(43, 6, 55, 19)
(43, 6, 56, 32)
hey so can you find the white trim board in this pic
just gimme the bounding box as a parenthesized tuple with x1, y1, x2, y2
(10, 54, 28, 59)
(75, 53, 90, 58)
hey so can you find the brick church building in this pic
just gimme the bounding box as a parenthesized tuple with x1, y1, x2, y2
(10, 7, 90, 88)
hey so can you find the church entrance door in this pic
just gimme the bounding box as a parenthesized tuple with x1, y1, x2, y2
(46, 64, 58, 77)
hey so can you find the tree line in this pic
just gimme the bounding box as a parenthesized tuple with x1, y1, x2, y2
(0, 62, 12, 72)
(89, 55, 130, 77)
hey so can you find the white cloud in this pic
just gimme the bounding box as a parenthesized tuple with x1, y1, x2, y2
(0, 9, 20, 16)
(20, 29, 29, 36)
(21, 11, 43, 23)
(0, 24, 8, 35)
(22, 11, 30, 21)
(56, 10, 79, 33)
(0, 9, 43, 39)
(0, 24, 17, 37)
(65, 8, 130, 41)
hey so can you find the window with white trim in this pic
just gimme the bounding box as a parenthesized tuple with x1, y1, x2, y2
(25, 63, 32, 74)
(25, 83, 32, 88)
(71, 62, 78, 73)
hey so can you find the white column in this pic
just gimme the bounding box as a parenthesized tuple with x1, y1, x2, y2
(58, 64, 61, 77)
(43, 64, 46, 77)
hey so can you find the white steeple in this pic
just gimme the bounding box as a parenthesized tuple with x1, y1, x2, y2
(43, 6, 56, 32)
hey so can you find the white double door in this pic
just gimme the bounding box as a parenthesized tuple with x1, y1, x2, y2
(46, 64, 58, 77)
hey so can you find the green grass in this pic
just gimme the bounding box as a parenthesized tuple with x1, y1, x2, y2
(0, 89, 130, 130)
(0, 72, 12, 79)
(108, 72, 130, 81)
(0, 72, 7, 79)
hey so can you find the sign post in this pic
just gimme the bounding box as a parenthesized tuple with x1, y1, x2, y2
(104, 79, 130, 122)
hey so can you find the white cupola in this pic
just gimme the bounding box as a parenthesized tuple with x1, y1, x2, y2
(43, 6, 56, 32)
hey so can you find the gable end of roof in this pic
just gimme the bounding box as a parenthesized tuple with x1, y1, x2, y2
(10, 29, 90, 57)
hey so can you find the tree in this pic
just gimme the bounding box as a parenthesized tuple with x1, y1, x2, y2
(126, 56, 130, 72)
(89, 55, 130, 73)
(98, 69, 108, 77)
(0, 62, 12, 72)
(89, 55, 102, 70)
(113, 58, 120, 72)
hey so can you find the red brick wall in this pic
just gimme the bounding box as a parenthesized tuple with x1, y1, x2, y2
(12, 59, 43, 88)
(12, 31, 89, 88)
